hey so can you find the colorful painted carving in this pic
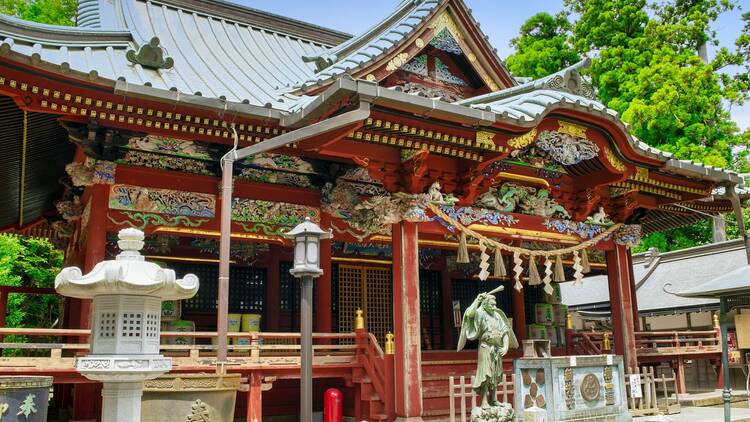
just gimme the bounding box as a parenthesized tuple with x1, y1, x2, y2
(430, 28, 462, 55)
(435, 57, 467, 86)
(475, 183, 569, 218)
(428, 181, 459, 206)
(119, 150, 214, 176)
(543, 219, 607, 240)
(246, 153, 315, 174)
(585, 206, 613, 225)
(436, 206, 518, 229)
(109, 184, 216, 218)
(107, 212, 210, 231)
(126, 135, 212, 160)
(401, 54, 428, 76)
(232, 198, 319, 228)
(535, 130, 599, 166)
(614, 224, 642, 248)
(56, 196, 83, 221)
(65, 159, 116, 186)
(507, 129, 538, 149)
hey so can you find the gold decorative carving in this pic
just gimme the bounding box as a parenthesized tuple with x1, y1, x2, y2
(557, 121, 587, 139)
(475, 131, 496, 149)
(603, 147, 626, 171)
(365, 74, 376, 82)
(386, 53, 410, 72)
(429, 12, 463, 40)
(635, 167, 649, 180)
(507, 128, 538, 149)
(415, 38, 425, 48)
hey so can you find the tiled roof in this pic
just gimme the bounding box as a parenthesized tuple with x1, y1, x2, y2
(294, 0, 442, 89)
(0, 0, 344, 108)
(561, 239, 750, 313)
(460, 60, 741, 184)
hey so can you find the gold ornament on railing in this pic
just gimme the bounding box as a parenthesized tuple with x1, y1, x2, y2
(385, 332, 394, 355)
(566, 312, 574, 330)
(355, 309, 365, 330)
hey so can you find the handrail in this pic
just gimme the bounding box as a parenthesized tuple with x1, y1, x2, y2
(0, 327, 357, 340)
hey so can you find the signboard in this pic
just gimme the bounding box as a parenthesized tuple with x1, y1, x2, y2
(736, 314, 750, 349)
(453, 301, 462, 327)
(629, 374, 642, 399)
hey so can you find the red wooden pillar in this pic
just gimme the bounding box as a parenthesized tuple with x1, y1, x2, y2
(316, 213, 333, 333)
(247, 372, 263, 422)
(626, 251, 640, 331)
(439, 259, 454, 349)
(72, 183, 108, 422)
(672, 357, 687, 394)
(266, 245, 281, 332)
(511, 286, 526, 343)
(391, 221, 423, 420)
(606, 244, 638, 371)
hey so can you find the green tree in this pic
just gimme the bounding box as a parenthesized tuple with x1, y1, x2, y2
(0, 0, 77, 26)
(0, 234, 63, 355)
(505, 12, 580, 79)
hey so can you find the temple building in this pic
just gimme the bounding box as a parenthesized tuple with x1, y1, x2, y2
(0, 0, 745, 420)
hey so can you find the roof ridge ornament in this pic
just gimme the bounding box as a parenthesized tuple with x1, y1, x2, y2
(126, 37, 174, 70)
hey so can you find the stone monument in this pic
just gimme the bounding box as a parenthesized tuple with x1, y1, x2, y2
(55, 228, 199, 422)
(457, 285, 518, 422)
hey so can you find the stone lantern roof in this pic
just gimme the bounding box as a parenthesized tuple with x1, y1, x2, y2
(55, 228, 198, 300)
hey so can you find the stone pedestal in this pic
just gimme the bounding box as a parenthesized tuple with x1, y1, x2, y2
(514, 355, 631, 422)
(470, 403, 514, 422)
(101, 382, 144, 422)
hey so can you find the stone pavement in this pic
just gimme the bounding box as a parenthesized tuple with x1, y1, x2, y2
(634, 406, 750, 422)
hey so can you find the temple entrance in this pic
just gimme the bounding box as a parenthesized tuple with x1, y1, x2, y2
(335, 264, 393, 342)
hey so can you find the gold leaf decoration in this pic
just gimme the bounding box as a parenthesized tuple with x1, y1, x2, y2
(507, 128, 538, 149)
(475, 131, 496, 149)
(557, 121, 587, 139)
(415, 38, 425, 48)
(603, 147, 626, 172)
(386, 53, 410, 72)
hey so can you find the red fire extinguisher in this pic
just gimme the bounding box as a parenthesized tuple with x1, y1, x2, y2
(323, 388, 343, 422)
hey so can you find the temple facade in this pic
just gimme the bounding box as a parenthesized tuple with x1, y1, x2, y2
(0, 0, 744, 420)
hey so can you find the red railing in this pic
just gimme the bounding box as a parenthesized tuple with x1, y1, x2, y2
(569, 329, 721, 358)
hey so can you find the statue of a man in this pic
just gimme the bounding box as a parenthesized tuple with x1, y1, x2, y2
(457, 286, 518, 408)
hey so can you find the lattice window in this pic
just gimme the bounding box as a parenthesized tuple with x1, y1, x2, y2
(98, 312, 116, 339)
(336, 265, 392, 344)
(229, 266, 266, 313)
(145, 313, 159, 338)
(364, 266, 393, 344)
(420, 270, 443, 350)
(121, 312, 142, 338)
(279, 261, 317, 332)
(337, 265, 364, 337)
(176, 263, 266, 318)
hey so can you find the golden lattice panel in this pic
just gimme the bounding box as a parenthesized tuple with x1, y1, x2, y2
(364, 266, 393, 343)
(338, 265, 364, 338)
(337, 265, 393, 343)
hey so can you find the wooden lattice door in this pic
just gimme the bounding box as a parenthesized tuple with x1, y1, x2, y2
(336, 265, 393, 342)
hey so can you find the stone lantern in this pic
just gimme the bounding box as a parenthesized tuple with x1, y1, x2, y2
(55, 228, 198, 422)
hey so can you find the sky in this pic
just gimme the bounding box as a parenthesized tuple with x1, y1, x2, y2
(236, 0, 750, 131)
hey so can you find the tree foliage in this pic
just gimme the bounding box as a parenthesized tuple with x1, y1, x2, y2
(0, 0, 77, 26)
(0, 234, 63, 354)
(506, 0, 750, 251)
(505, 12, 580, 80)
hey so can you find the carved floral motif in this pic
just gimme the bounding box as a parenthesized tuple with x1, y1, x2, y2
(535, 130, 599, 166)
(435, 206, 518, 230)
(614, 224, 642, 248)
(475, 183, 569, 218)
(65, 160, 117, 186)
(107, 212, 210, 231)
(543, 219, 607, 240)
(109, 184, 216, 218)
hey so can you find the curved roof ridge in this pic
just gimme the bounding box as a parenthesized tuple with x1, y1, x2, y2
(301, 0, 438, 71)
(0, 13, 131, 43)
(134, 0, 350, 46)
(458, 58, 593, 106)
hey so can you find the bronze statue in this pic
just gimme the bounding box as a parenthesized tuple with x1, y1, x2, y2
(457, 285, 518, 408)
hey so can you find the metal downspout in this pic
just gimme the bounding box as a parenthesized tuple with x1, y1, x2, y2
(215, 101, 371, 363)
